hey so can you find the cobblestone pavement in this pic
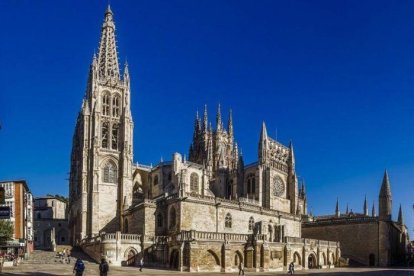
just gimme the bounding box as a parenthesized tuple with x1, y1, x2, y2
(1, 251, 413, 275)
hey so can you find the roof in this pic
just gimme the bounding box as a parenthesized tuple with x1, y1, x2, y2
(0, 179, 31, 193)
(34, 196, 67, 203)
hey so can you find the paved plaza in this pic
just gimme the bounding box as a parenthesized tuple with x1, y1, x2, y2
(2, 263, 414, 276)
(1, 250, 413, 276)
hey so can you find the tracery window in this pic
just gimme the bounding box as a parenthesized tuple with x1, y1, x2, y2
(225, 213, 232, 228)
(190, 172, 199, 192)
(102, 122, 109, 148)
(111, 123, 119, 150)
(153, 175, 159, 186)
(103, 161, 117, 183)
(247, 174, 255, 195)
(112, 95, 120, 117)
(248, 217, 255, 231)
(102, 94, 110, 116)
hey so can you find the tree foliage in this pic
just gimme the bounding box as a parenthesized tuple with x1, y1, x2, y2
(0, 220, 14, 243)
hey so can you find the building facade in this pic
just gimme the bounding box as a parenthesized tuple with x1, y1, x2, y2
(0, 180, 34, 255)
(33, 196, 69, 250)
(70, 6, 340, 272)
(302, 171, 410, 267)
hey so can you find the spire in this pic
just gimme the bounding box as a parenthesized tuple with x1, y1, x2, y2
(380, 170, 392, 197)
(193, 111, 201, 139)
(216, 104, 223, 131)
(346, 203, 349, 215)
(203, 105, 208, 132)
(97, 5, 120, 81)
(300, 181, 306, 198)
(372, 202, 376, 217)
(288, 141, 295, 166)
(228, 109, 233, 138)
(398, 204, 404, 225)
(379, 170, 392, 220)
(364, 195, 368, 216)
(335, 197, 340, 217)
(260, 121, 268, 141)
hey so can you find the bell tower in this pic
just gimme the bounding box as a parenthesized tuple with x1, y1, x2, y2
(69, 6, 134, 242)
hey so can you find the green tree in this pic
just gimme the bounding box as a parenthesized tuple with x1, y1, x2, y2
(0, 220, 13, 243)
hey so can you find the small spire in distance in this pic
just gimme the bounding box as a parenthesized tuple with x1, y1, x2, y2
(398, 204, 404, 225)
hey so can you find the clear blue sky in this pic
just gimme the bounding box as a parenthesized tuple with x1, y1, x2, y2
(0, 1, 413, 236)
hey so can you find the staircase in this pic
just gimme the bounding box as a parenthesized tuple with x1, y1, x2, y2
(23, 247, 96, 265)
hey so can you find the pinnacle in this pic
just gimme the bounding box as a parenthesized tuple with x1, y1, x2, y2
(380, 169, 392, 197)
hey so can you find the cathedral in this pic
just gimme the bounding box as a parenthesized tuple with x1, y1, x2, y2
(69, 6, 339, 272)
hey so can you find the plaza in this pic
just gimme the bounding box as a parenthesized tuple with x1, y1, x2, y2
(2, 262, 414, 276)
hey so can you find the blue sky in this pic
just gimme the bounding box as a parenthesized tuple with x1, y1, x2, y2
(0, 1, 413, 236)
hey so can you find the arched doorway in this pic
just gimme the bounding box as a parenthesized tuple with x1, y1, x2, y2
(308, 253, 317, 269)
(125, 248, 138, 266)
(293, 252, 301, 266)
(234, 250, 243, 268)
(170, 249, 179, 269)
(369, 254, 375, 266)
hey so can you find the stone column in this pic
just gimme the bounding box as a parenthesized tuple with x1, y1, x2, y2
(221, 242, 232, 272)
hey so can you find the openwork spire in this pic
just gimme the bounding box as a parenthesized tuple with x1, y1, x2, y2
(98, 5, 120, 81)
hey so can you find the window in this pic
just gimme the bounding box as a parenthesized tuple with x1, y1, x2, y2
(247, 174, 255, 195)
(52, 200, 55, 207)
(103, 161, 117, 183)
(153, 175, 159, 186)
(102, 122, 109, 148)
(225, 213, 232, 228)
(169, 207, 176, 229)
(157, 213, 163, 227)
(112, 95, 120, 117)
(102, 94, 110, 115)
(37, 213, 41, 219)
(248, 217, 255, 231)
(190, 173, 199, 192)
(111, 123, 119, 150)
(124, 218, 129, 233)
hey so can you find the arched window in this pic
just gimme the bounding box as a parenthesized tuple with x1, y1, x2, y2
(248, 217, 255, 231)
(247, 174, 255, 195)
(124, 218, 129, 233)
(111, 123, 119, 150)
(157, 213, 163, 227)
(102, 122, 109, 148)
(225, 213, 232, 228)
(190, 173, 199, 192)
(103, 161, 117, 183)
(102, 94, 110, 116)
(112, 95, 120, 117)
(169, 207, 176, 229)
(153, 175, 159, 186)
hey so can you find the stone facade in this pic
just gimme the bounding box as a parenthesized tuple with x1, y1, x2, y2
(70, 6, 340, 272)
(302, 171, 410, 267)
(33, 196, 69, 250)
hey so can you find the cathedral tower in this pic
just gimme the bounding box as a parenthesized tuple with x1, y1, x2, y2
(69, 6, 134, 243)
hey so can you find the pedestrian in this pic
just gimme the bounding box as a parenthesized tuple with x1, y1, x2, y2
(238, 261, 245, 276)
(287, 262, 294, 275)
(139, 257, 144, 272)
(99, 258, 109, 276)
(66, 249, 71, 264)
(73, 258, 85, 276)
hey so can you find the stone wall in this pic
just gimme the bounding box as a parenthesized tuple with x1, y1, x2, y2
(302, 221, 378, 266)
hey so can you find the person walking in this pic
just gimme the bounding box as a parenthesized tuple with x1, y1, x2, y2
(99, 258, 109, 276)
(139, 257, 144, 272)
(288, 262, 295, 275)
(238, 261, 245, 276)
(73, 258, 85, 276)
